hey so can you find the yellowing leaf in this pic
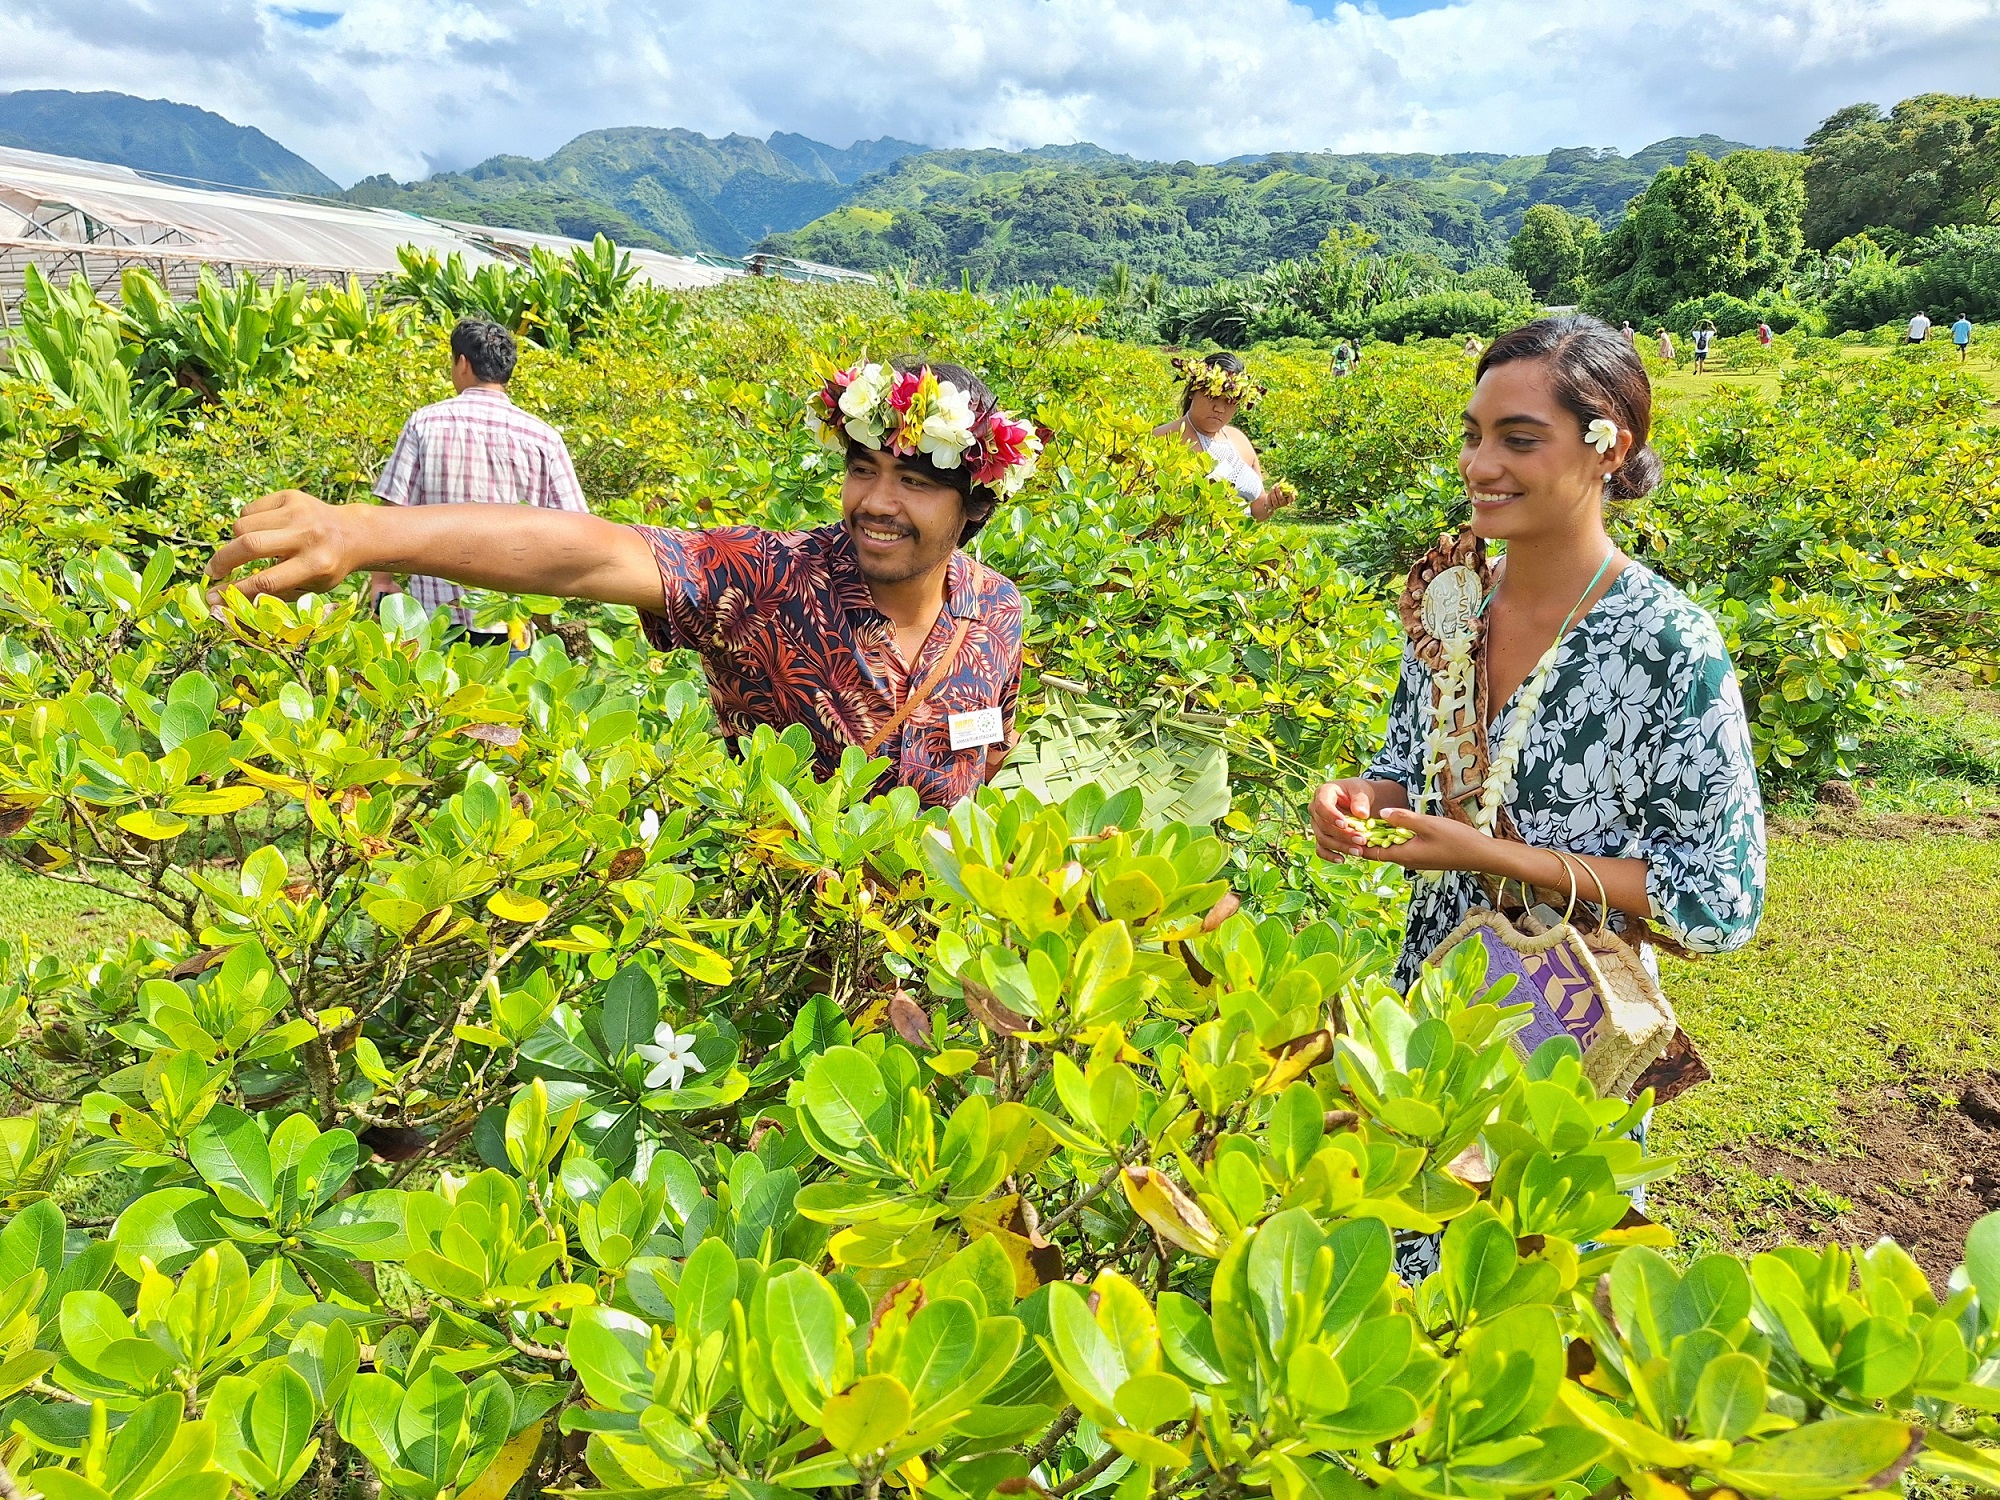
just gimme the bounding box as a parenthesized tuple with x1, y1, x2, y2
(117, 809, 189, 841)
(230, 759, 312, 796)
(1121, 1165, 1226, 1258)
(459, 1419, 545, 1500)
(486, 889, 550, 923)
(168, 785, 266, 816)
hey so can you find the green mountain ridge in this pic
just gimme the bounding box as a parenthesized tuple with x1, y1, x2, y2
(0, 88, 1766, 288)
(345, 127, 934, 257)
(0, 89, 339, 196)
(761, 133, 1760, 287)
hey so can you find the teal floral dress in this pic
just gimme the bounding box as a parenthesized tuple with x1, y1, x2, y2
(1367, 562, 1768, 992)
(1367, 563, 1765, 1284)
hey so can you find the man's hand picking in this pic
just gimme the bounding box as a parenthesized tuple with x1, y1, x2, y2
(206, 490, 361, 603)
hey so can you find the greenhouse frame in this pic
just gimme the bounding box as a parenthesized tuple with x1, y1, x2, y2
(0, 145, 871, 314)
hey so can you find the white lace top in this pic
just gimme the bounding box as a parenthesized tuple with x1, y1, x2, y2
(1195, 426, 1264, 503)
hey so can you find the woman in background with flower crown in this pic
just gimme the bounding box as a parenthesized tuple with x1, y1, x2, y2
(1154, 352, 1294, 521)
(1310, 314, 1765, 993)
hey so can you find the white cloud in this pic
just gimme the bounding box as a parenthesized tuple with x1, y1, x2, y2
(0, 0, 1995, 185)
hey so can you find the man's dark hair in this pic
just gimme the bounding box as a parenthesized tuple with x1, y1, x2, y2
(1476, 314, 1663, 500)
(450, 318, 517, 384)
(844, 356, 1008, 543)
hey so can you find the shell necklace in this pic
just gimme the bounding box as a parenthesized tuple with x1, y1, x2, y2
(1422, 550, 1616, 837)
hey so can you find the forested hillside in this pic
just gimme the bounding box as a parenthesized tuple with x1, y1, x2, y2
(759, 135, 1755, 284)
(343, 120, 1754, 277)
(343, 128, 930, 256)
(0, 89, 339, 195)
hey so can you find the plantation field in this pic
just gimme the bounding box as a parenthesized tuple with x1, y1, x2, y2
(4, 253, 2000, 1500)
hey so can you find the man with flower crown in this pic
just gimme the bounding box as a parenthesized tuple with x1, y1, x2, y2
(204, 355, 1037, 808)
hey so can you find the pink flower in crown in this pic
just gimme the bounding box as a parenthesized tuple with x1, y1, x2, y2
(881, 367, 929, 454)
(969, 413, 1041, 494)
(887, 368, 923, 413)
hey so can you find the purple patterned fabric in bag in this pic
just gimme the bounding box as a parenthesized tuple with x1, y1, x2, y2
(1468, 926, 1607, 1054)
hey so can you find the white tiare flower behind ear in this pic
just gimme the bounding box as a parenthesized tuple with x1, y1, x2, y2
(635, 1022, 706, 1091)
(1587, 418, 1620, 454)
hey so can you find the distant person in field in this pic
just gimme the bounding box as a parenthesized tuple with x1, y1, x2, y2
(1692, 322, 1715, 374)
(1621, 321, 1636, 346)
(1155, 353, 1293, 521)
(370, 318, 588, 651)
(1757, 321, 1773, 346)
(1908, 310, 1931, 343)
(1462, 334, 1485, 359)
(1656, 328, 1674, 362)
(1953, 313, 1973, 360)
(1331, 339, 1357, 376)
(209, 356, 1033, 810)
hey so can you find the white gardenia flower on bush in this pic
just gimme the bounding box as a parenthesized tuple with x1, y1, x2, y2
(918, 382, 977, 468)
(635, 1022, 706, 1090)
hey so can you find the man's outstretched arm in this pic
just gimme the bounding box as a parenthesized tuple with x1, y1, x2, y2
(206, 491, 667, 611)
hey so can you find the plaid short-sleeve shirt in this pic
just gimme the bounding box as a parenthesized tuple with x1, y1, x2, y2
(634, 523, 1023, 808)
(373, 387, 589, 625)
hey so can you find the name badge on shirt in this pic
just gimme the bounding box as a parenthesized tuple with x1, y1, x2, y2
(948, 706, 1005, 751)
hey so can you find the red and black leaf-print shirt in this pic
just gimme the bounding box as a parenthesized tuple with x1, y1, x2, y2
(633, 523, 1024, 808)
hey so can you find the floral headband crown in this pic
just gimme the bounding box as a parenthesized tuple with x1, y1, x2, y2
(1173, 355, 1265, 409)
(806, 359, 1041, 498)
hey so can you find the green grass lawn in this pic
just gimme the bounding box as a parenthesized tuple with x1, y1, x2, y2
(0, 867, 170, 965)
(1654, 833, 2000, 1158)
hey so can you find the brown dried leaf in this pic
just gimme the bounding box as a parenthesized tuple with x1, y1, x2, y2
(604, 847, 646, 882)
(0, 803, 37, 838)
(888, 991, 934, 1051)
(961, 977, 1032, 1037)
(1445, 1142, 1494, 1187)
(360, 1124, 431, 1161)
(1565, 1338, 1596, 1380)
(169, 945, 231, 981)
(1200, 891, 1241, 932)
(461, 723, 523, 748)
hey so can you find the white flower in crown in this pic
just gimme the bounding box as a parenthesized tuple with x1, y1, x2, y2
(917, 381, 978, 468)
(995, 444, 1040, 496)
(1586, 418, 1620, 454)
(838, 363, 893, 448)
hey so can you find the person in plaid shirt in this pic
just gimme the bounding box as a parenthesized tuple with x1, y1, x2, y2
(207, 356, 1034, 809)
(370, 318, 588, 646)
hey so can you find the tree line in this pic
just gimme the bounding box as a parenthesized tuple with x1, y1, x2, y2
(1508, 93, 1999, 334)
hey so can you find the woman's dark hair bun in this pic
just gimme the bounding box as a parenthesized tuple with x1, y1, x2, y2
(1610, 445, 1663, 500)
(1475, 314, 1662, 502)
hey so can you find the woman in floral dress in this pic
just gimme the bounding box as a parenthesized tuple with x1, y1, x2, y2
(1307, 314, 1766, 1276)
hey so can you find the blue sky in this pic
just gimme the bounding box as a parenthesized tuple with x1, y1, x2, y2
(2, 0, 1996, 186)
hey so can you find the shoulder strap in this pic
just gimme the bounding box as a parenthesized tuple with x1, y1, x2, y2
(861, 563, 985, 758)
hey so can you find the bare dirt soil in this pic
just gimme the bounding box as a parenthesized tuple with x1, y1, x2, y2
(1673, 1067, 2000, 1287)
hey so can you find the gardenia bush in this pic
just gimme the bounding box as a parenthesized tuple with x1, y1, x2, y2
(0, 268, 1998, 1500)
